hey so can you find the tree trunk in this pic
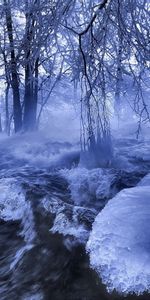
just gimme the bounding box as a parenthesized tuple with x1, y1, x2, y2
(4, 0, 22, 132)
(33, 57, 39, 129)
(5, 83, 10, 135)
(0, 114, 2, 133)
(23, 58, 39, 131)
(23, 63, 34, 131)
(23, 11, 38, 131)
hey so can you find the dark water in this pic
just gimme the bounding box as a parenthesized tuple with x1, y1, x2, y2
(0, 140, 149, 300)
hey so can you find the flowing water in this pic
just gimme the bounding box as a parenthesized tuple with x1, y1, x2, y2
(0, 134, 149, 300)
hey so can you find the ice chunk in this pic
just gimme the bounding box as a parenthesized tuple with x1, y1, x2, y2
(87, 186, 150, 295)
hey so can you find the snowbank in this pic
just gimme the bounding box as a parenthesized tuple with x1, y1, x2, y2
(87, 185, 150, 295)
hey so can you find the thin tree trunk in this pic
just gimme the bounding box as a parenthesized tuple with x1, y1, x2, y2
(33, 57, 39, 129)
(5, 83, 10, 134)
(23, 62, 34, 131)
(0, 114, 2, 133)
(23, 60, 39, 131)
(23, 11, 38, 131)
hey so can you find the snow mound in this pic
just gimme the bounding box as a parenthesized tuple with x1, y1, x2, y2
(87, 185, 150, 295)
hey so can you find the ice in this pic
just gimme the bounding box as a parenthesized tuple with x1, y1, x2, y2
(86, 185, 150, 295)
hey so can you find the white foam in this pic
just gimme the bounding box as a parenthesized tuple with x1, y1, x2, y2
(10, 245, 33, 270)
(0, 132, 79, 168)
(22, 289, 44, 300)
(0, 178, 35, 243)
(60, 167, 115, 206)
(50, 207, 89, 243)
(0, 178, 36, 269)
(114, 139, 150, 171)
(0, 178, 25, 222)
(42, 196, 93, 243)
(87, 185, 150, 295)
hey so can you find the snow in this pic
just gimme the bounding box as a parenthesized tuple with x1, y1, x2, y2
(87, 185, 150, 295)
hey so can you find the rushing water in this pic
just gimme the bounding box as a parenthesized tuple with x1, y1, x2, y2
(0, 135, 149, 300)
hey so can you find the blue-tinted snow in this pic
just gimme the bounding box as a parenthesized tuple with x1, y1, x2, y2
(87, 185, 150, 295)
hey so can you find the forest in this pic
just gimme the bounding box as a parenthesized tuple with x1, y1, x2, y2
(0, 0, 150, 299)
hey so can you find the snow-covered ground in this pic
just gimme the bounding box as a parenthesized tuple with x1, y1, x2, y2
(87, 181, 150, 295)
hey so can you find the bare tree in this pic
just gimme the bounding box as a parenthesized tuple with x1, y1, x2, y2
(3, 0, 22, 132)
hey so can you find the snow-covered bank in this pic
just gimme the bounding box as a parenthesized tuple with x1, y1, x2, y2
(87, 185, 150, 295)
